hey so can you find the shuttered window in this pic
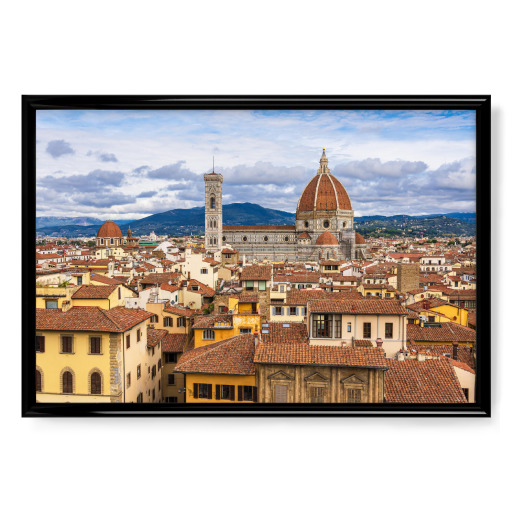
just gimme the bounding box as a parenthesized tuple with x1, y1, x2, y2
(137, 329, 141, 342)
(61, 336, 73, 353)
(203, 329, 215, 340)
(126, 334, 131, 349)
(164, 353, 177, 364)
(36, 370, 42, 392)
(90, 372, 101, 394)
(258, 280, 266, 291)
(310, 387, 325, 403)
(385, 323, 393, 339)
(35, 335, 45, 353)
(195, 383, 212, 399)
(347, 388, 362, 403)
(220, 385, 235, 400)
(238, 386, 257, 402)
(90, 336, 101, 354)
(164, 317, 173, 327)
(62, 371, 73, 393)
(274, 384, 288, 403)
(363, 323, 371, 339)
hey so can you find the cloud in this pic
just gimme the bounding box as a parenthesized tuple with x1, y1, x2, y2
(333, 158, 428, 179)
(79, 192, 136, 207)
(220, 161, 309, 186)
(137, 190, 157, 198)
(46, 140, 75, 158)
(38, 169, 124, 193)
(146, 161, 198, 181)
(133, 165, 151, 175)
(86, 150, 118, 162)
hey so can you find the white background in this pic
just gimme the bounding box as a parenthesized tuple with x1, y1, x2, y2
(2, 1, 509, 510)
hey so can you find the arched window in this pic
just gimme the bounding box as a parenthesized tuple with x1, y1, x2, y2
(210, 196, 215, 209)
(213, 238, 217, 245)
(91, 372, 102, 394)
(213, 219, 217, 228)
(62, 371, 73, 394)
(343, 222, 347, 228)
(36, 370, 42, 392)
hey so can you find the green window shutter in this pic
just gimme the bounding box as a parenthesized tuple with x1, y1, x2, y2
(216, 385, 221, 400)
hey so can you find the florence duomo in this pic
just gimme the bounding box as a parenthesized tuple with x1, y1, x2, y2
(205, 148, 370, 261)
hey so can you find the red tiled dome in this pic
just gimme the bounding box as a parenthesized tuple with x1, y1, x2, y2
(297, 232, 311, 239)
(315, 231, 339, 245)
(97, 220, 122, 238)
(355, 232, 365, 244)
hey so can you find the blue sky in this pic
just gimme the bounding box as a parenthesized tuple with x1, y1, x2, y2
(36, 109, 476, 219)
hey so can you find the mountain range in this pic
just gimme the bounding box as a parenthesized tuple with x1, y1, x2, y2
(35, 203, 476, 238)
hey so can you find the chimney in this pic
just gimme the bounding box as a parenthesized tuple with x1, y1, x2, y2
(397, 351, 405, 361)
(376, 338, 383, 348)
(452, 341, 458, 361)
(418, 352, 425, 362)
(253, 331, 260, 348)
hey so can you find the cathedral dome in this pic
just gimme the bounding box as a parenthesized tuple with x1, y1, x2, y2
(97, 220, 122, 238)
(297, 149, 352, 212)
(355, 232, 366, 245)
(315, 231, 339, 245)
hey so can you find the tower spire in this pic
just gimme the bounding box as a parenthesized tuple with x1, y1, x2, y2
(318, 147, 330, 174)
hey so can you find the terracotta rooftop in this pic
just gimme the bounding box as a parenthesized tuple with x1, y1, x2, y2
(90, 274, 124, 286)
(36, 306, 151, 332)
(308, 299, 408, 315)
(192, 314, 233, 330)
(162, 333, 187, 353)
(163, 305, 198, 317)
(384, 358, 467, 403)
(71, 284, 119, 299)
(297, 173, 352, 212)
(146, 328, 168, 348)
(254, 344, 387, 369)
(261, 322, 309, 344)
(174, 334, 256, 375)
(240, 265, 272, 281)
(406, 323, 476, 343)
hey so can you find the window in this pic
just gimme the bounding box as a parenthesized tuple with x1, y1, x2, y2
(289, 307, 297, 316)
(89, 336, 101, 354)
(137, 364, 141, 379)
(177, 317, 185, 327)
(245, 280, 254, 290)
(165, 353, 177, 364)
(240, 328, 251, 334)
(62, 371, 73, 393)
(462, 388, 469, 400)
(168, 374, 175, 385)
(150, 315, 158, 323)
(126, 372, 131, 388)
(151, 365, 156, 379)
(284, 236, 289, 242)
(203, 329, 215, 340)
(110, 238, 114, 245)
(100, 238, 104, 245)
(274, 384, 288, 403)
(275, 307, 283, 316)
(385, 323, 393, 339)
(137, 329, 141, 342)
(191, 285, 199, 291)
(77, 276, 82, 285)
(323, 220, 329, 228)
(385, 293, 391, 298)
(36, 370, 42, 392)
(363, 323, 371, 339)
(152, 389, 155, 401)
(347, 388, 362, 403)
(137, 392, 143, 403)
(238, 385, 257, 402)
(258, 280, 266, 291)
(36, 335, 45, 353)
(158, 358, 161, 370)
(347, 322, 352, 333)
(428, 316, 435, 323)
(61, 335, 73, 353)
(164, 317, 173, 327)
(165, 397, 178, 403)
(304, 221, 309, 228)
(194, 383, 212, 399)
(90, 372, 101, 394)
(200, 268, 208, 274)
(312, 314, 332, 338)
(126, 334, 131, 349)
(45, 300, 58, 309)
(310, 386, 325, 403)
(219, 306, 228, 313)
(217, 384, 235, 401)
(210, 196, 215, 209)
(242, 236, 247, 242)
(334, 317, 341, 338)
(408, 318, 415, 325)
(118, 287, 121, 300)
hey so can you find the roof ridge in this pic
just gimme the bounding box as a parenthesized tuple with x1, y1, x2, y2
(181, 334, 251, 365)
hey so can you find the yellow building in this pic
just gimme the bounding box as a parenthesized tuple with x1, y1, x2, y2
(192, 293, 262, 348)
(407, 298, 469, 327)
(35, 306, 156, 403)
(174, 334, 257, 403)
(70, 284, 137, 310)
(36, 284, 80, 311)
(357, 283, 396, 298)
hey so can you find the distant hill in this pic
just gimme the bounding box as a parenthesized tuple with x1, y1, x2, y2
(35, 204, 475, 238)
(36, 216, 134, 229)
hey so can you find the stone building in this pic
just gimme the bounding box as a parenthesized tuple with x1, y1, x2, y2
(397, 263, 420, 293)
(204, 149, 370, 262)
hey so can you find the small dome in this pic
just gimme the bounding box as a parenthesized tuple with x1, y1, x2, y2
(97, 220, 122, 238)
(297, 232, 311, 239)
(315, 231, 339, 245)
(355, 232, 366, 244)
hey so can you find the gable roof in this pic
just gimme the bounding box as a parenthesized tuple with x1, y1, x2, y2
(261, 322, 309, 344)
(406, 323, 476, 343)
(384, 358, 467, 403)
(240, 265, 272, 281)
(174, 334, 256, 375)
(162, 333, 188, 353)
(36, 306, 152, 332)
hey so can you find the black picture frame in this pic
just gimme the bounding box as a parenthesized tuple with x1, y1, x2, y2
(22, 95, 491, 417)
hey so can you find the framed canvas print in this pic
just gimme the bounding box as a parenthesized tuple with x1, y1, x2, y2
(22, 95, 490, 416)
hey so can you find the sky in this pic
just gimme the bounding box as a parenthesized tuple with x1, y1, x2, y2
(36, 109, 477, 220)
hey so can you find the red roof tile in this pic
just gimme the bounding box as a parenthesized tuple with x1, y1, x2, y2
(309, 299, 408, 315)
(162, 333, 187, 353)
(71, 284, 118, 299)
(261, 322, 309, 344)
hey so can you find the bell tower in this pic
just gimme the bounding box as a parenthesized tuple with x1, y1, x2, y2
(203, 161, 223, 252)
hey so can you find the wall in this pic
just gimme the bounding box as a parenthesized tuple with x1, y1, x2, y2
(183, 373, 256, 403)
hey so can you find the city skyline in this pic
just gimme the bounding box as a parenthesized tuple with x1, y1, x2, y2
(36, 109, 477, 219)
